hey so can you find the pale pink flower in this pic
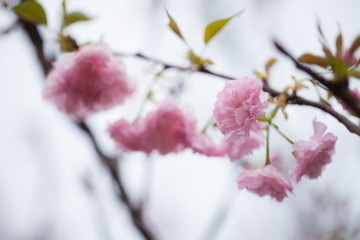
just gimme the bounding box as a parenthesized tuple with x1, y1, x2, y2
(289, 119, 337, 183)
(190, 133, 225, 157)
(213, 75, 268, 143)
(43, 43, 135, 120)
(342, 49, 357, 66)
(223, 129, 265, 161)
(109, 98, 197, 155)
(337, 88, 360, 114)
(237, 165, 293, 202)
(142, 98, 197, 155)
(108, 119, 152, 154)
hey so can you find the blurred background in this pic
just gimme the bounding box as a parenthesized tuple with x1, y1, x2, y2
(1, 0, 360, 239)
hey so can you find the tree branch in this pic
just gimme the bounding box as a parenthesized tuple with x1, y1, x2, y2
(273, 40, 360, 117)
(19, 21, 156, 240)
(118, 52, 360, 136)
(19, 20, 53, 75)
(77, 122, 155, 240)
(263, 82, 360, 136)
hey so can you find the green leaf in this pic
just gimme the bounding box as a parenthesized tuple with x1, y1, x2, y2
(257, 116, 268, 122)
(64, 11, 92, 28)
(58, 34, 78, 52)
(327, 91, 333, 99)
(298, 53, 327, 68)
(335, 33, 342, 58)
(253, 70, 264, 80)
(187, 50, 201, 65)
(265, 58, 277, 76)
(12, 0, 47, 25)
(332, 58, 348, 79)
(202, 58, 214, 65)
(349, 35, 360, 56)
(62, 0, 66, 15)
(204, 10, 244, 45)
(165, 9, 184, 41)
(321, 42, 334, 60)
(349, 69, 360, 79)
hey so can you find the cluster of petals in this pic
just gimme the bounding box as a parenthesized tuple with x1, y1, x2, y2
(41, 38, 341, 204)
(213, 75, 268, 143)
(289, 119, 337, 183)
(43, 43, 135, 120)
(337, 88, 360, 114)
(190, 133, 226, 157)
(190, 129, 264, 159)
(107, 119, 153, 154)
(109, 98, 197, 155)
(222, 123, 265, 161)
(237, 165, 293, 202)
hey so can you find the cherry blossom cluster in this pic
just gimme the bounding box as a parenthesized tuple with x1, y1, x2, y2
(213, 76, 337, 201)
(43, 43, 135, 120)
(43, 43, 339, 202)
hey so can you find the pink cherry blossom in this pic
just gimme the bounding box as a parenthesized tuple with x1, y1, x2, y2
(213, 75, 268, 143)
(108, 119, 152, 154)
(237, 165, 293, 202)
(337, 88, 360, 114)
(43, 43, 135, 120)
(222, 129, 265, 161)
(222, 122, 265, 161)
(289, 119, 337, 183)
(109, 98, 197, 155)
(342, 49, 357, 66)
(190, 133, 225, 157)
(142, 98, 197, 154)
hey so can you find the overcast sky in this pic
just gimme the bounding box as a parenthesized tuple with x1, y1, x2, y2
(1, 0, 360, 239)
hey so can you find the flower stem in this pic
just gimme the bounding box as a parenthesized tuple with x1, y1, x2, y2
(269, 105, 280, 121)
(270, 122, 294, 144)
(265, 105, 285, 166)
(265, 124, 271, 166)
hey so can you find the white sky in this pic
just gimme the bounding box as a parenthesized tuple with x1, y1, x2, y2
(1, 0, 360, 239)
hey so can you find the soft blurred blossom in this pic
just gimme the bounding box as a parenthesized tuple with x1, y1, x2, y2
(43, 43, 135, 121)
(109, 97, 197, 155)
(190, 133, 226, 157)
